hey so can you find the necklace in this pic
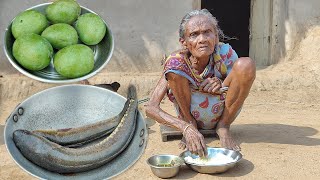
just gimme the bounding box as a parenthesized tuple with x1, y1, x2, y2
(190, 56, 199, 65)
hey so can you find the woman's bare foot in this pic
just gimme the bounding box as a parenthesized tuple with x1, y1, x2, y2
(216, 124, 240, 151)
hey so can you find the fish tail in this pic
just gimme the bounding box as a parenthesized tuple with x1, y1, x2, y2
(127, 85, 137, 100)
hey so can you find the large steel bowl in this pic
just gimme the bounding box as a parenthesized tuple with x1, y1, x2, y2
(4, 85, 147, 179)
(180, 147, 242, 174)
(147, 154, 184, 178)
(3, 3, 114, 83)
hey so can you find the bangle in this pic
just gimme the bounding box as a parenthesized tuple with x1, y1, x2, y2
(182, 124, 191, 135)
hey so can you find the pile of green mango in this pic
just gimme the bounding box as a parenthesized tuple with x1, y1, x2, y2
(11, 0, 106, 78)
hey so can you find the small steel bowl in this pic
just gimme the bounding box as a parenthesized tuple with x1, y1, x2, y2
(147, 154, 184, 179)
(3, 3, 114, 83)
(180, 147, 242, 174)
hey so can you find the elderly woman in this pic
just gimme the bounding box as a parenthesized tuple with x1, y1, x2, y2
(146, 9, 255, 156)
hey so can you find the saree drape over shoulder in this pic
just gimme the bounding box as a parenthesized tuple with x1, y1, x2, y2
(163, 43, 238, 129)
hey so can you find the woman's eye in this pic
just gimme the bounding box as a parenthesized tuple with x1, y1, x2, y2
(189, 33, 197, 38)
(204, 30, 211, 34)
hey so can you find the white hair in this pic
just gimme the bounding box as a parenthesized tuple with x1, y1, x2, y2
(179, 9, 226, 41)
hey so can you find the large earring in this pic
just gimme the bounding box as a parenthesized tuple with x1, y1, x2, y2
(183, 45, 187, 50)
(180, 46, 188, 54)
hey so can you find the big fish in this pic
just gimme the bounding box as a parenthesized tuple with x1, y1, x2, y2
(32, 97, 130, 147)
(13, 85, 138, 173)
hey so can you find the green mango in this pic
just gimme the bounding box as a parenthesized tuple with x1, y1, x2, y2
(54, 44, 94, 78)
(11, 10, 48, 39)
(41, 23, 78, 49)
(46, 0, 81, 24)
(13, 34, 53, 71)
(75, 13, 106, 45)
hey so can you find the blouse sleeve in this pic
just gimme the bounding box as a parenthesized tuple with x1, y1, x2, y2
(163, 53, 197, 86)
(219, 43, 239, 77)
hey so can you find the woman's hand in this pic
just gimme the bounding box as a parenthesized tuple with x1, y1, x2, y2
(199, 77, 222, 94)
(179, 118, 198, 149)
(183, 124, 207, 157)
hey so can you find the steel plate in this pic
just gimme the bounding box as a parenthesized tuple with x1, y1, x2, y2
(3, 3, 114, 83)
(4, 85, 147, 179)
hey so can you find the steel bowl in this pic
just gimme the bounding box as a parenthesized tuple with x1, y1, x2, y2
(180, 147, 242, 174)
(3, 3, 114, 83)
(147, 154, 184, 179)
(4, 85, 147, 179)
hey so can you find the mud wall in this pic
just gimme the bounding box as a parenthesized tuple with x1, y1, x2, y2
(271, 0, 320, 64)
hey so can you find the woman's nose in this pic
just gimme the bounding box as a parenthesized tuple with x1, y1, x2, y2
(197, 33, 208, 43)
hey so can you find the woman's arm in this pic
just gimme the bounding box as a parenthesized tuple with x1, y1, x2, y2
(145, 75, 188, 131)
(165, 72, 197, 127)
(145, 74, 207, 156)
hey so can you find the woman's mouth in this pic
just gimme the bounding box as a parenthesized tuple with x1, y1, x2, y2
(198, 46, 208, 51)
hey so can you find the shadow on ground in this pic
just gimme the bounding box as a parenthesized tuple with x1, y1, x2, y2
(233, 124, 320, 146)
(142, 121, 320, 147)
(145, 117, 156, 134)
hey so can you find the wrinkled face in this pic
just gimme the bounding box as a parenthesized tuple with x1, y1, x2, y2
(181, 15, 217, 59)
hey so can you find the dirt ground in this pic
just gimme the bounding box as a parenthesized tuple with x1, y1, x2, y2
(1, 20, 320, 180)
(0, 71, 320, 180)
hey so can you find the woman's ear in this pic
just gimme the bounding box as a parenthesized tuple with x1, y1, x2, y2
(179, 37, 189, 54)
(179, 37, 185, 44)
(179, 37, 187, 49)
